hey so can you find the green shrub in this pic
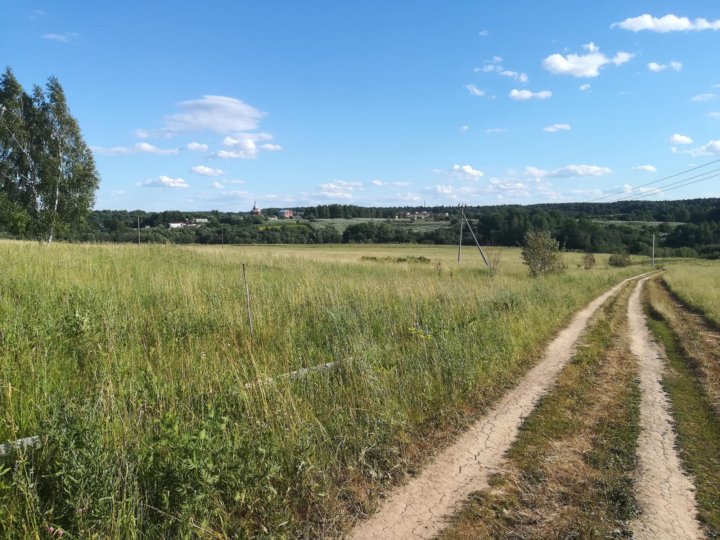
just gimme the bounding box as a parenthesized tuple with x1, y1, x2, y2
(608, 252, 631, 267)
(521, 230, 566, 277)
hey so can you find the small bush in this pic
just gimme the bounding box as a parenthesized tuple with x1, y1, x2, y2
(521, 230, 566, 277)
(608, 252, 631, 267)
(583, 252, 596, 270)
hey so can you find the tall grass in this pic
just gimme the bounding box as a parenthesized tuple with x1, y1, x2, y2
(663, 259, 720, 326)
(0, 242, 639, 537)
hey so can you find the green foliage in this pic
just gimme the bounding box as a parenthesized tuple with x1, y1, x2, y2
(583, 251, 596, 270)
(0, 67, 98, 242)
(520, 230, 566, 277)
(608, 252, 631, 267)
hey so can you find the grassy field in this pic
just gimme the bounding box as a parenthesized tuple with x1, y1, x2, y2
(0, 241, 641, 537)
(662, 259, 720, 326)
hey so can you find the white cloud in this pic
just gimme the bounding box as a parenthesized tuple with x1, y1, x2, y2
(134, 129, 150, 139)
(135, 142, 179, 155)
(150, 95, 264, 137)
(633, 165, 657, 172)
(509, 89, 552, 100)
(478, 30, 490, 37)
(543, 123, 571, 133)
(689, 140, 720, 157)
(691, 93, 715, 102)
(465, 84, 485, 97)
(261, 143, 282, 151)
(191, 165, 224, 177)
(709, 111, 720, 120)
(436, 184, 455, 195)
(542, 44, 634, 77)
(526, 164, 612, 178)
(92, 142, 179, 156)
(41, 32, 78, 42)
(140, 176, 189, 189)
(186, 142, 209, 152)
(579, 83, 591, 91)
(450, 164, 484, 180)
(371, 179, 385, 186)
(215, 133, 276, 159)
(612, 14, 720, 32)
(670, 133, 693, 145)
(318, 180, 362, 199)
(648, 61, 682, 72)
(459, 125, 469, 133)
(486, 127, 508, 134)
(487, 178, 531, 196)
(500, 70, 529, 83)
(212, 181, 224, 189)
(474, 58, 528, 83)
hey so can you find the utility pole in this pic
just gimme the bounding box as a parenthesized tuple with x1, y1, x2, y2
(456, 204, 490, 267)
(457, 204, 465, 263)
(652, 233, 655, 266)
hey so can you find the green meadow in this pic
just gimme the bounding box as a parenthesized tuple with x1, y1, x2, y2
(0, 241, 642, 537)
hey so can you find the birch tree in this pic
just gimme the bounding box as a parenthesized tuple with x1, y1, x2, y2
(0, 68, 99, 242)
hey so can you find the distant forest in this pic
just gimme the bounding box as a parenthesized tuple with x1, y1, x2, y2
(1, 198, 719, 258)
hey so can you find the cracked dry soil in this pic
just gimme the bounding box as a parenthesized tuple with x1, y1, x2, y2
(347, 275, 645, 540)
(629, 278, 702, 540)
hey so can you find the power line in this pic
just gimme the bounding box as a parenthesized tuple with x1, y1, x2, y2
(609, 167, 720, 203)
(618, 170, 720, 202)
(588, 157, 720, 203)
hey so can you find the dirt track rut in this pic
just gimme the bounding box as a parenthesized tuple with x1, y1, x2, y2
(347, 275, 644, 539)
(628, 278, 702, 539)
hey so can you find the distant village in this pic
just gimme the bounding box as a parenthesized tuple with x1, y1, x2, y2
(167, 202, 441, 228)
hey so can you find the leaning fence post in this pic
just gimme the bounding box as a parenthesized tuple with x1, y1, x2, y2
(242, 263, 255, 341)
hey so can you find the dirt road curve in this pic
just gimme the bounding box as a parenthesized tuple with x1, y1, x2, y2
(347, 275, 645, 540)
(628, 278, 702, 539)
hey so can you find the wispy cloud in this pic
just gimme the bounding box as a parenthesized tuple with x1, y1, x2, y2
(42, 32, 78, 42)
(648, 61, 682, 72)
(612, 14, 720, 32)
(464, 84, 485, 97)
(191, 165, 224, 177)
(691, 93, 715, 102)
(633, 165, 657, 172)
(317, 180, 363, 200)
(474, 56, 528, 83)
(92, 142, 180, 156)
(186, 142, 209, 152)
(543, 123, 571, 133)
(509, 89, 552, 100)
(139, 176, 189, 189)
(525, 164, 612, 178)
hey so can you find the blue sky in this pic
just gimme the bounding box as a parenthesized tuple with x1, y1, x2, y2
(3, 1, 720, 211)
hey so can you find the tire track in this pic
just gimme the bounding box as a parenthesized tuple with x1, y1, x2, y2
(347, 274, 649, 539)
(628, 278, 702, 539)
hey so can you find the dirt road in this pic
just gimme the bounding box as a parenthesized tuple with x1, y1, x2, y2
(628, 278, 702, 539)
(347, 275, 644, 540)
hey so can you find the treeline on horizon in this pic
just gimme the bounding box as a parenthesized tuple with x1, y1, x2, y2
(1, 198, 719, 258)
